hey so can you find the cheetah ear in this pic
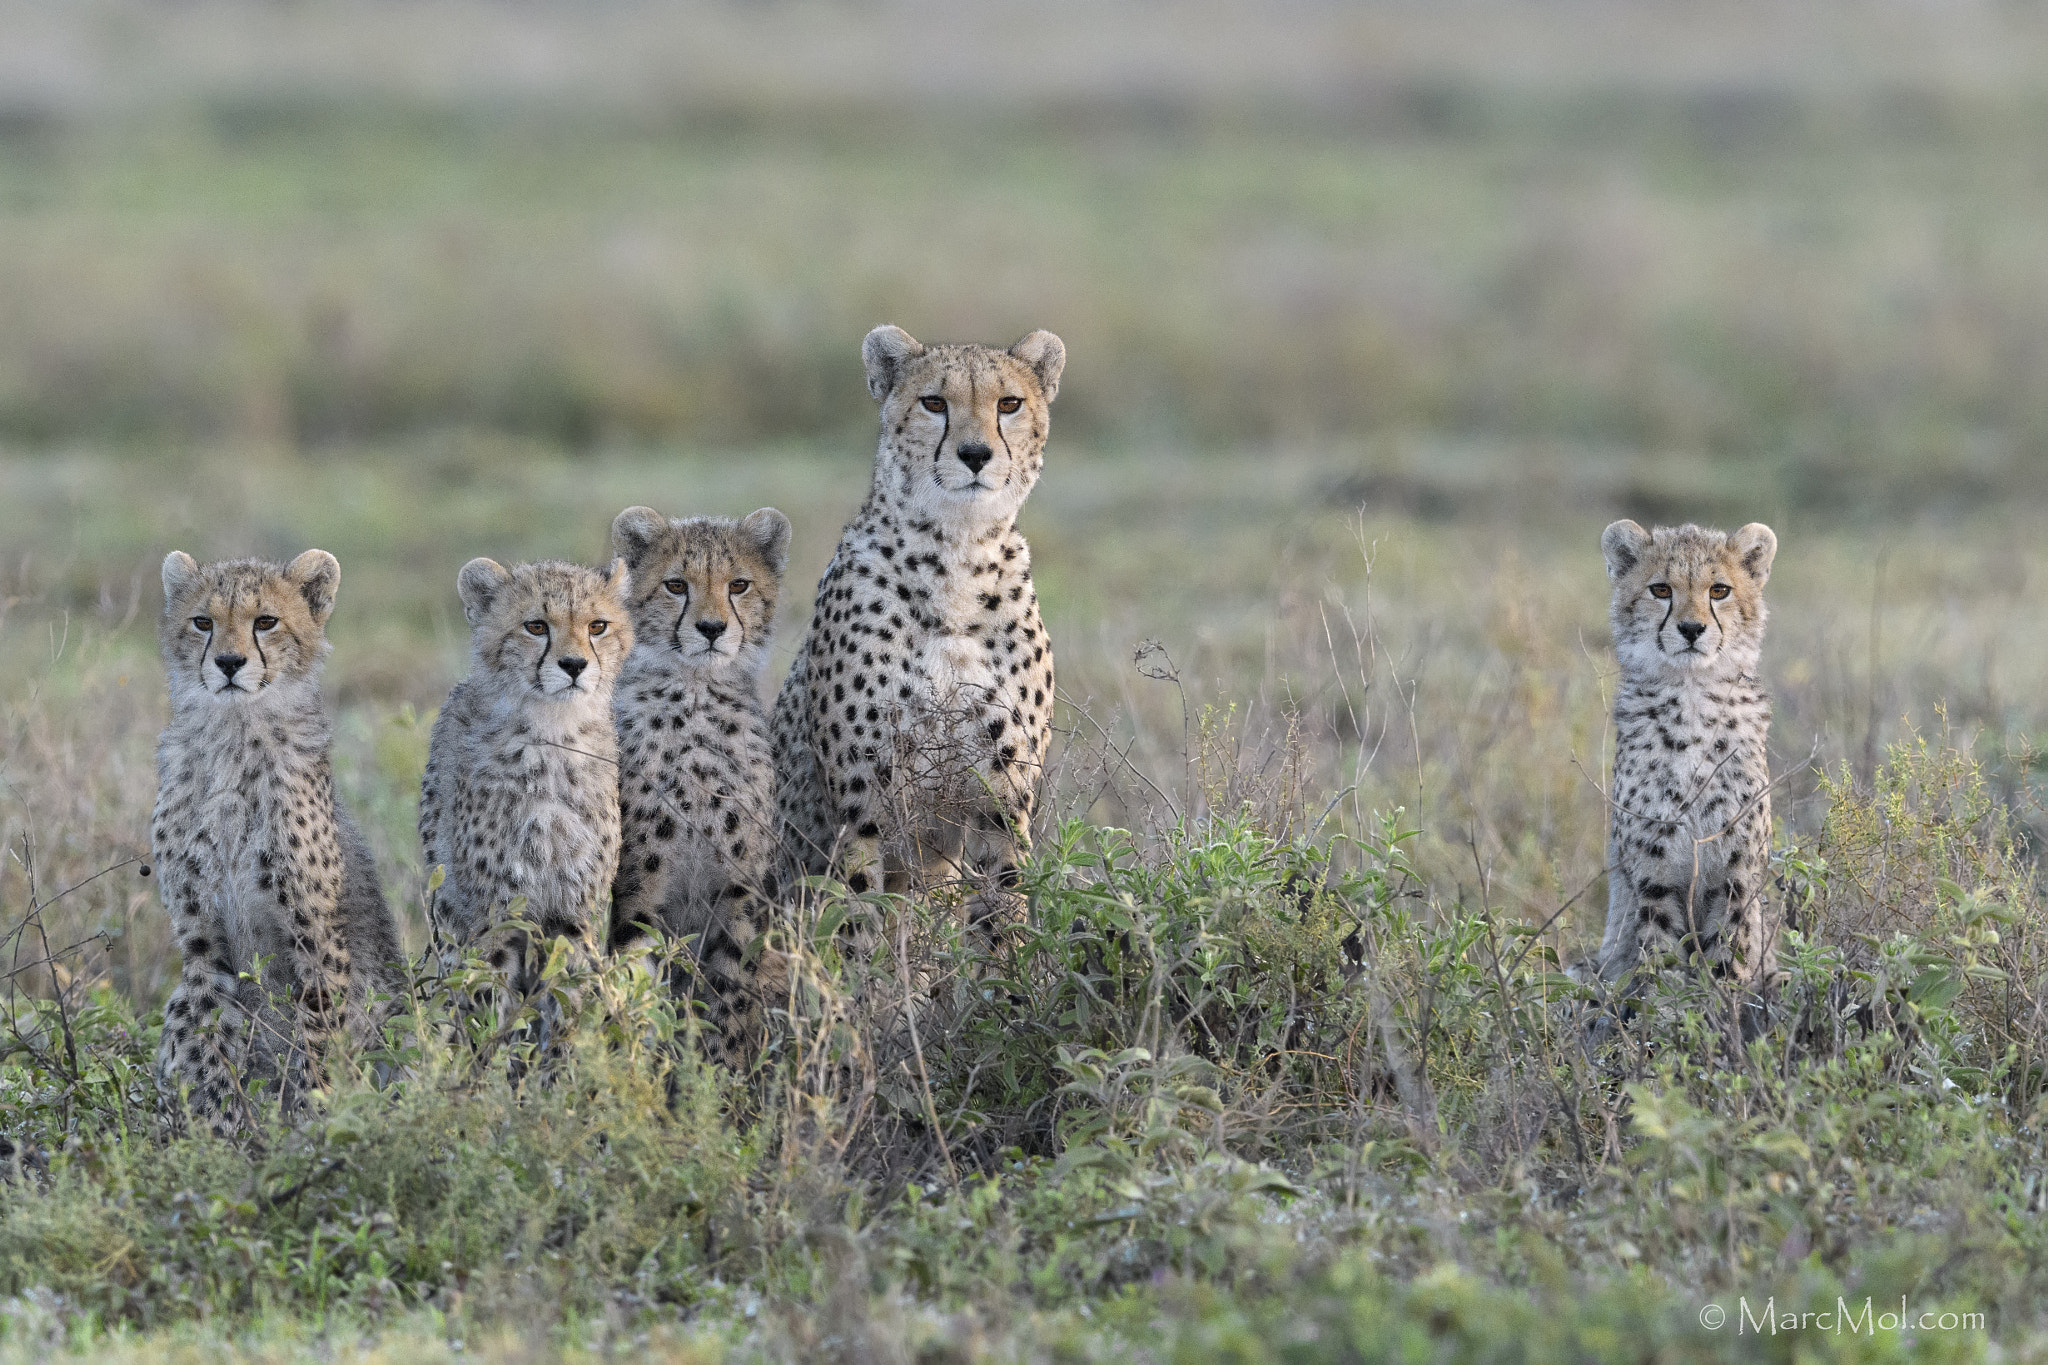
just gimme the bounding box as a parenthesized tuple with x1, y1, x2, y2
(610, 506, 668, 571)
(284, 549, 341, 626)
(1009, 330, 1066, 403)
(1730, 522, 1777, 586)
(862, 325, 924, 402)
(456, 558, 511, 627)
(602, 556, 631, 600)
(741, 507, 793, 577)
(161, 551, 201, 604)
(1601, 520, 1652, 581)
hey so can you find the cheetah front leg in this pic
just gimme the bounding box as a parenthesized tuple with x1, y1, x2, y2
(954, 727, 1041, 931)
(836, 829, 888, 898)
(270, 849, 352, 1104)
(156, 966, 257, 1136)
(1719, 805, 1780, 989)
(819, 722, 892, 902)
(1594, 829, 1646, 986)
(959, 804, 1030, 933)
(153, 835, 262, 1132)
(670, 888, 788, 1068)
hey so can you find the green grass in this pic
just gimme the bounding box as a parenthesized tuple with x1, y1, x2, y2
(2, 747, 2043, 1360)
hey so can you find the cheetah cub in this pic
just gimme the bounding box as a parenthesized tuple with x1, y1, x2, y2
(608, 506, 791, 1061)
(420, 558, 632, 1024)
(152, 550, 404, 1132)
(773, 326, 1063, 922)
(1596, 520, 1780, 988)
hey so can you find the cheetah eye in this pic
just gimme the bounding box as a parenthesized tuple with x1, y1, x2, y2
(920, 396, 947, 414)
(1648, 584, 1672, 600)
(1709, 584, 1732, 600)
(729, 579, 751, 597)
(589, 620, 609, 636)
(663, 579, 687, 597)
(997, 396, 1022, 414)
(191, 616, 213, 632)
(524, 620, 548, 636)
(253, 615, 278, 631)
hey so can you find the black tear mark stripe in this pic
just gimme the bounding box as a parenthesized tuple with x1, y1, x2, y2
(250, 589, 271, 679)
(669, 592, 690, 651)
(996, 378, 1017, 479)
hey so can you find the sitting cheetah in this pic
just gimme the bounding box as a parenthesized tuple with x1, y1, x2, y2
(772, 325, 1063, 922)
(420, 558, 632, 1041)
(152, 550, 404, 1132)
(1595, 519, 1781, 988)
(608, 505, 791, 1061)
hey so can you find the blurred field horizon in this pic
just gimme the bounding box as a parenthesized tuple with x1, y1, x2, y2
(5, 4, 2048, 1356)
(12, 0, 2048, 476)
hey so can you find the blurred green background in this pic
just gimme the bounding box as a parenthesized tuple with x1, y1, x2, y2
(9, 1, 2048, 481)
(7, 4, 2048, 608)
(3, 1, 2046, 943)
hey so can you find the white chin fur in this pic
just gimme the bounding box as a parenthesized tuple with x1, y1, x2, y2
(922, 480, 1020, 529)
(203, 666, 258, 695)
(174, 671, 316, 712)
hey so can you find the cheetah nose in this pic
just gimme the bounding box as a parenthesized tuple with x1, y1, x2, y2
(695, 619, 727, 643)
(1677, 621, 1706, 644)
(213, 653, 246, 681)
(557, 656, 587, 681)
(956, 442, 993, 475)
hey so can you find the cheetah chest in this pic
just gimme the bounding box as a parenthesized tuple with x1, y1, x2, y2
(179, 762, 312, 974)
(483, 734, 615, 895)
(908, 556, 1029, 730)
(624, 689, 769, 882)
(918, 630, 1000, 712)
(1618, 684, 1765, 862)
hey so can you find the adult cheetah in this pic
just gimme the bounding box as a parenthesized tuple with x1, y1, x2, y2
(772, 326, 1064, 924)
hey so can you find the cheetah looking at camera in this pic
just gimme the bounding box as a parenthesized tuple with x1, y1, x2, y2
(608, 505, 791, 1062)
(420, 558, 632, 1035)
(152, 550, 404, 1133)
(772, 326, 1063, 923)
(1596, 520, 1781, 988)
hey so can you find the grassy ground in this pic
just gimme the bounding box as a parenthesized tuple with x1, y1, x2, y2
(5, 1, 2048, 1359)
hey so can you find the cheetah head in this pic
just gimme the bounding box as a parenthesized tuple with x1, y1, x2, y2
(456, 557, 634, 702)
(159, 550, 339, 707)
(610, 505, 790, 673)
(1603, 520, 1777, 678)
(861, 325, 1065, 530)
